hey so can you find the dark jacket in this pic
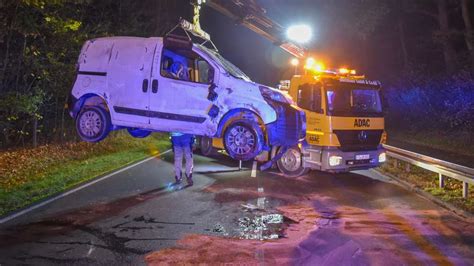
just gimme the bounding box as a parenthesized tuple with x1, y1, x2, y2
(171, 133, 195, 147)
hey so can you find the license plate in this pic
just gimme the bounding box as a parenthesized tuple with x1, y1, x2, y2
(356, 154, 370, 160)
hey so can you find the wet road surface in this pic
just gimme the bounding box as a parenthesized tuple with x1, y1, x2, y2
(0, 152, 473, 265)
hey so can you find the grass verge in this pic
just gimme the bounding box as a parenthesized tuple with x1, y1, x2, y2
(0, 132, 170, 216)
(378, 158, 473, 214)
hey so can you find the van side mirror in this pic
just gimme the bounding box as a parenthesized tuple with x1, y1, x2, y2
(208, 83, 218, 101)
(164, 34, 192, 50)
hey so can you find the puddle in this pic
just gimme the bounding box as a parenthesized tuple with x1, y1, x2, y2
(208, 209, 292, 241)
(237, 213, 289, 240)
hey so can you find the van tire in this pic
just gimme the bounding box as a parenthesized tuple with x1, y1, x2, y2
(127, 128, 151, 138)
(277, 146, 309, 177)
(76, 106, 111, 143)
(199, 136, 217, 156)
(223, 120, 263, 161)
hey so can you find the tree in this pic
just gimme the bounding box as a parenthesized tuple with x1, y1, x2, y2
(461, 0, 474, 71)
(436, 0, 457, 74)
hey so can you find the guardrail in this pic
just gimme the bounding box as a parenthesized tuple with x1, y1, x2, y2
(383, 144, 474, 198)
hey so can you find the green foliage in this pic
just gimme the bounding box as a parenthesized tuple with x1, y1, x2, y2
(0, 90, 46, 145)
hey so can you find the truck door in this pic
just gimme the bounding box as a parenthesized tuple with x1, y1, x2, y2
(108, 38, 157, 127)
(296, 83, 324, 145)
(148, 44, 215, 134)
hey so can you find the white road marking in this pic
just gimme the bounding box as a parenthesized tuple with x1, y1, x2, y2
(251, 161, 258, 178)
(252, 161, 265, 209)
(87, 241, 95, 257)
(257, 197, 266, 209)
(0, 150, 171, 224)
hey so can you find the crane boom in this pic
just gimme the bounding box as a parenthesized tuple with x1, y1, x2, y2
(205, 0, 306, 58)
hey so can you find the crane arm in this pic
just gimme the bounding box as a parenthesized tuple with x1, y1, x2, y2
(205, 0, 306, 58)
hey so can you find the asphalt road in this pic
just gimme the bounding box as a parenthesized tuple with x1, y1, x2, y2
(0, 152, 473, 265)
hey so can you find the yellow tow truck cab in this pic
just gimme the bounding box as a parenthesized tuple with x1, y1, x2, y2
(281, 71, 387, 174)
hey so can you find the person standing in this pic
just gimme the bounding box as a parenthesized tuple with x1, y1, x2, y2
(170, 132, 194, 186)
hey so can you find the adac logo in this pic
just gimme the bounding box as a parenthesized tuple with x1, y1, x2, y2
(354, 119, 370, 128)
(358, 131, 368, 142)
(309, 135, 320, 143)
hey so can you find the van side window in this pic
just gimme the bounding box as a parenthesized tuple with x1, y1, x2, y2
(160, 48, 213, 84)
(297, 83, 323, 113)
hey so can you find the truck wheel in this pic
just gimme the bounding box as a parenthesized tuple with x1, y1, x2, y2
(200, 136, 217, 156)
(76, 105, 111, 142)
(277, 146, 309, 177)
(127, 128, 151, 138)
(223, 120, 263, 161)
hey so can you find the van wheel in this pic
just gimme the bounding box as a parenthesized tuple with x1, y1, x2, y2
(277, 146, 309, 177)
(127, 128, 151, 138)
(76, 106, 111, 142)
(223, 120, 263, 161)
(200, 136, 217, 156)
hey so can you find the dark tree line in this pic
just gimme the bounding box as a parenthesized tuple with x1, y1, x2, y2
(311, 0, 474, 76)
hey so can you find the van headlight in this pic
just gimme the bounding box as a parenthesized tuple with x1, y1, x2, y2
(329, 155, 343, 166)
(378, 152, 387, 163)
(259, 86, 293, 104)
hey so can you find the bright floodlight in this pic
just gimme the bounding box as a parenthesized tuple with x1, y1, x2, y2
(287, 25, 312, 43)
(290, 58, 299, 66)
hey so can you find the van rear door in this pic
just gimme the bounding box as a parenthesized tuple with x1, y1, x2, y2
(108, 38, 157, 127)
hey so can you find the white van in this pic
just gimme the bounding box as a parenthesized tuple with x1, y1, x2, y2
(69, 36, 305, 161)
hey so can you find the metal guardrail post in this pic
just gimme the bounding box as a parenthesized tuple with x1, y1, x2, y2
(463, 182, 469, 198)
(439, 173, 445, 188)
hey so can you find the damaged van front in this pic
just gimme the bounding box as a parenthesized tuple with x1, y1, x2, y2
(69, 36, 305, 161)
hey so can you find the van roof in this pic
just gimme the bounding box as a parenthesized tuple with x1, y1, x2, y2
(78, 37, 163, 72)
(89, 36, 162, 43)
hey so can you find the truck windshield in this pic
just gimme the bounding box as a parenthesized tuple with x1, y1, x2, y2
(197, 45, 251, 81)
(326, 87, 383, 117)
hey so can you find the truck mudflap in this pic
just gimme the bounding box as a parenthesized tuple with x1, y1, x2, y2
(265, 101, 306, 147)
(303, 145, 386, 173)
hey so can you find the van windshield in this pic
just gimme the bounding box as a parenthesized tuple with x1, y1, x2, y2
(197, 45, 251, 82)
(326, 86, 383, 117)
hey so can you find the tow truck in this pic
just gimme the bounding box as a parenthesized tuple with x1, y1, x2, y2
(196, 0, 387, 175)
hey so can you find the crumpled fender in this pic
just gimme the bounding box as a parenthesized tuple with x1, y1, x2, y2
(211, 77, 277, 126)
